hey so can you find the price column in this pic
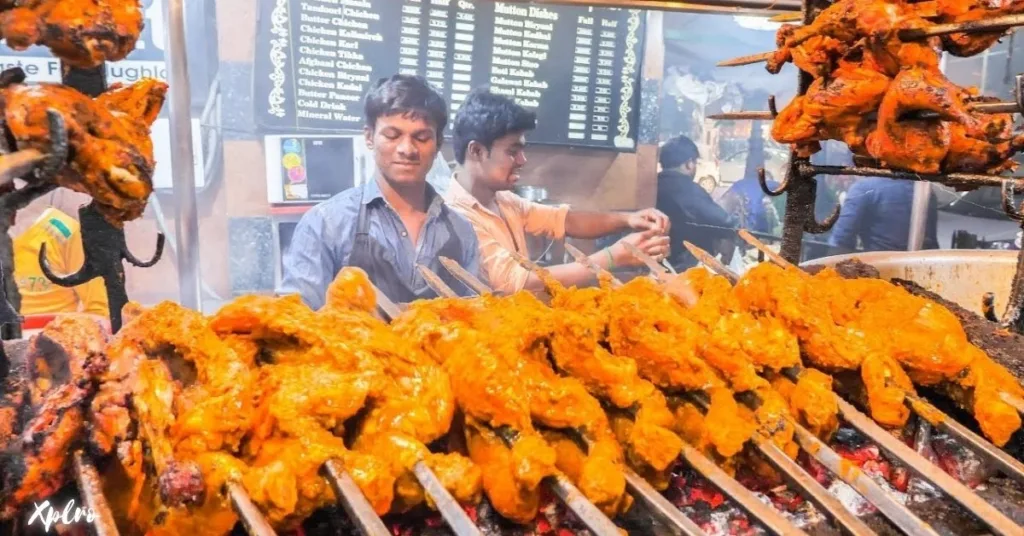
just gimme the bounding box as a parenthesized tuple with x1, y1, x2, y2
(450, 0, 477, 111)
(592, 16, 619, 142)
(568, 14, 595, 141)
(398, 0, 423, 76)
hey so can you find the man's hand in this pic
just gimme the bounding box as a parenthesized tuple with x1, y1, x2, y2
(611, 230, 670, 266)
(627, 208, 671, 234)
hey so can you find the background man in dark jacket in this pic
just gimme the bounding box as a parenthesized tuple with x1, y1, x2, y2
(828, 178, 939, 252)
(656, 136, 737, 270)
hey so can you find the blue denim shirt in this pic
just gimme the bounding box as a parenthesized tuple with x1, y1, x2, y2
(828, 178, 938, 252)
(278, 178, 482, 309)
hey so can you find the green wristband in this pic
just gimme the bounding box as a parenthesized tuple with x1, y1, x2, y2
(605, 247, 615, 269)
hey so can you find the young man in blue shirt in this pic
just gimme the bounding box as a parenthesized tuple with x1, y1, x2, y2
(279, 75, 481, 308)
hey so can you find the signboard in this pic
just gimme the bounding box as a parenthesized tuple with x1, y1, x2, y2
(254, 0, 645, 150)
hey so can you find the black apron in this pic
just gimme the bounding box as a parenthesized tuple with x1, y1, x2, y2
(348, 189, 466, 303)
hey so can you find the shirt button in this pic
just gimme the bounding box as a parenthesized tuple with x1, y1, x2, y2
(401, 231, 408, 237)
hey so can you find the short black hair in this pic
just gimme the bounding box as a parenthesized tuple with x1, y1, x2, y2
(364, 75, 448, 142)
(659, 136, 700, 169)
(452, 87, 537, 165)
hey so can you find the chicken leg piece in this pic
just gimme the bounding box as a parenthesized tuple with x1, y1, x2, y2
(0, 0, 143, 68)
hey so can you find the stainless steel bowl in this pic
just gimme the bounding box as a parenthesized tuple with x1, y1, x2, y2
(515, 185, 549, 203)
(800, 249, 1019, 316)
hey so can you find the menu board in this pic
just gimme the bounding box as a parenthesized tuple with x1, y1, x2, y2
(253, 0, 645, 150)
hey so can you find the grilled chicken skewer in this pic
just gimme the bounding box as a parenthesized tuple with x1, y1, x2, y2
(418, 264, 708, 536)
(679, 235, 1022, 536)
(735, 229, 1024, 446)
(554, 245, 936, 536)
(717, 14, 1024, 68)
(375, 278, 623, 536)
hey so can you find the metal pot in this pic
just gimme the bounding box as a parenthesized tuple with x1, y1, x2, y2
(515, 185, 549, 204)
(800, 249, 1019, 316)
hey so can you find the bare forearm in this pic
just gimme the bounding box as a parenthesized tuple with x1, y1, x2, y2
(519, 249, 612, 292)
(564, 210, 629, 239)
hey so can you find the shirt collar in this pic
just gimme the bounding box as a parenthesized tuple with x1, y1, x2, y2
(447, 169, 502, 218)
(361, 176, 446, 217)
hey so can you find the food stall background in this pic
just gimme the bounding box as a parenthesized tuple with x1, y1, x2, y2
(2, 0, 1020, 312)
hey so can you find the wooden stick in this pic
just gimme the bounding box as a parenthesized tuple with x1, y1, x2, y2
(438, 256, 494, 295)
(562, 243, 623, 287)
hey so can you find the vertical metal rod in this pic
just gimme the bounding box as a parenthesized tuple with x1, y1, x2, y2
(163, 0, 202, 312)
(907, 182, 931, 251)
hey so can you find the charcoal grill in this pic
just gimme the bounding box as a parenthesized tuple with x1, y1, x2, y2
(7, 1, 1024, 536)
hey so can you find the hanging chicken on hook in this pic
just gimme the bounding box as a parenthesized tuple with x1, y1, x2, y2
(0, 0, 144, 68)
(0, 66, 166, 226)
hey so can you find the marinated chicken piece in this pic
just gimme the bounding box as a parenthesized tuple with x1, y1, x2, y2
(767, 0, 927, 76)
(771, 371, 840, 440)
(3, 78, 167, 225)
(393, 299, 559, 521)
(0, 0, 143, 68)
(812, 267, 1024, 444)
(463, 417, 555, 524)
(0, 316, 108, 520)
(318, 268, 482, 511)
(943, 99, 1024, 174)
(865, 67, 984, 173)
(772, 62, 891, 157)
(735, 263, 914, 426)
(934, 0, 1024, 57)
(498, 281, 682, 480)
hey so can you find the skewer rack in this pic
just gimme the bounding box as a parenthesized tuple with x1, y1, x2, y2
(715, 2, 1024, 333)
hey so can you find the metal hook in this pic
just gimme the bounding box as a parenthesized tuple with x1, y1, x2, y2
(124, 233, 165, 268)
(804, 202, 841, 234)
(38, 243, 93, 287)
(1001, 180, 1023, 222)
(758, 167, 790, 197)
(0, 67, 26, 89)
(38, 202, 164, 333)
(768, 95, 778, 118)
(34, 110, 68, 182)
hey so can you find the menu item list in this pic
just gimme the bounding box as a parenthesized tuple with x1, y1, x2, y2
(255, 0, 644, 150)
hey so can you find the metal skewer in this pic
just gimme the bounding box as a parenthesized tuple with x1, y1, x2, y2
(683, 241, 741, 283)
(905, 393, 1024, 487)
(72, 451, 120, 536)
(412, 461, 483, 536)
(708, 100, 1022, 121)
(832, 396, 1022, 536)
(718, 14, 1024, 68)
(225, 482, 278, 536)
(898, 13, 1024, 40)
(322, 460, 391, 536)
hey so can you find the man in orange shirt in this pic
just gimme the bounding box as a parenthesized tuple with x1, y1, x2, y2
(13, 197, 108, 318)
(444, 88, 671, 294)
